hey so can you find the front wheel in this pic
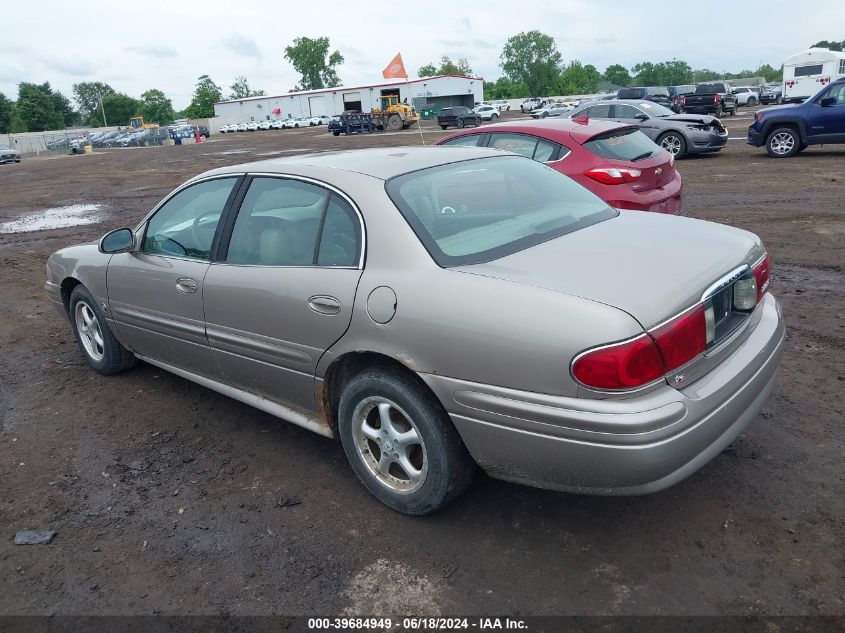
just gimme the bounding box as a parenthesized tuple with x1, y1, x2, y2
(766, 127, 800, 158)
(747, 97, 757, 106)
(491, 113, 499, 120)
(338, 369, 476, 515)
(69, 285, 136, 375)
(658, 132, 687, 159)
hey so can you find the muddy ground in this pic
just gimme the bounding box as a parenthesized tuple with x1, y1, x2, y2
(0, 112, 843, 617)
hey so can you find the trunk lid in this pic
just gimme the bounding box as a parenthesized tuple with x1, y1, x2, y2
(608, 152, 675, 192)
(454, 212, 764, 329)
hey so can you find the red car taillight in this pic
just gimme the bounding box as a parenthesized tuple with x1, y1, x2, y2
(572, 335, 665, 390)
(753, 253, 771, 303)
(584, 166, 642, 185)
(650, 305, 707, 371)
(714, 94, 720, 105)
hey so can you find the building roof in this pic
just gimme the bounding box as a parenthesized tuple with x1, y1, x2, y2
(194, 146, 505, 181)
(214, 75, 484, 106)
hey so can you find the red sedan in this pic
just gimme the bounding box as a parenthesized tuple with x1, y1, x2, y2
(434, 117, 683, 214)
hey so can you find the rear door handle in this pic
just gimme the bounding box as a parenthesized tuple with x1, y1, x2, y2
(176, 278, 198, 294)
(308, 295, 341, 315)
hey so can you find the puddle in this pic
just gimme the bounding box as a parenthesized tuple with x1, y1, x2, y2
(0, 204, 103, 234)
(217, 149, 254, 155)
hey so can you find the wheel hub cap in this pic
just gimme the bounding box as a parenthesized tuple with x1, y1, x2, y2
(74, 301, 104, 362)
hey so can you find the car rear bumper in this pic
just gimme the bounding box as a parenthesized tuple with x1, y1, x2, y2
(420, 293, 784, 495)
(581, 171, 683, 215)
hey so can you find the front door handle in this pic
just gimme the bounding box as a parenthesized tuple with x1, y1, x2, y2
(308, 295, 341, 315)
(176, 278, 198, 294)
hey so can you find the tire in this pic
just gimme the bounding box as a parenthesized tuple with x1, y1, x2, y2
(332, 131, 340, 136)
(797, 143, 808, 153)
(658, 132, 688, 159)
(338, 369, 476, 515)
(387, 113, 403, 131)
(541, 112, 549, 118)
(765, 127, 800, 158)
(69, 285, 136, 375)
(728, 107, 737, 116)
(747, 97, 757, 107)
(491, 113, 499, 120)
(440, 125, 448, 130)
(714, 104, 723, 118)
(456, 118, 465, 129)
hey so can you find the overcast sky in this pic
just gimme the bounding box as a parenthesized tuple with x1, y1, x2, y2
(2, 1, 842, 109)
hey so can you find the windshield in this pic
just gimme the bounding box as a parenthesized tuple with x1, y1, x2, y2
(635, 102, 675, 117)
(386, 156, 616, 267)
(0, 144, 11, 150)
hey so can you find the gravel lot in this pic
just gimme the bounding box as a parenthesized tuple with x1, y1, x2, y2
(1, 112, 843, 616)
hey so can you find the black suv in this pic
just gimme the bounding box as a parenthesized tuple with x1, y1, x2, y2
(617, 86, 671, 106)
(437, 106, 482, 130)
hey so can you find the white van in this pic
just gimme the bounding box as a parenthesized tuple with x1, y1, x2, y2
(783, 48, 845, 104)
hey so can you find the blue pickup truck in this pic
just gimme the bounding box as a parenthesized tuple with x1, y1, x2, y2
(747, 77, 845, 157)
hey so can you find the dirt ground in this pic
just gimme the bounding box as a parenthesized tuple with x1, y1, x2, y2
(0, 112, 843, 617)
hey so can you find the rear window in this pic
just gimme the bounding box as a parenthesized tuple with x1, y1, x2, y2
(385, 156, 615, 267)
(618, 88, 646, 99)
(582, 128, 659, 162)
(442, 135, 483, 147)
(793, 64, 824, 77)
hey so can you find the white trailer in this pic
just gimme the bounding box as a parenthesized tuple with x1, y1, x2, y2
(783, 48, 845, 103)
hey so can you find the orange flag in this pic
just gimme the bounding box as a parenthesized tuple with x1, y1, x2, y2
(382, 53, 408, 79)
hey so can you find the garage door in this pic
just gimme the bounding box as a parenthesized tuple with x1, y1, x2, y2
(308, 96, 326, 117)
(342, 92, 362, 112)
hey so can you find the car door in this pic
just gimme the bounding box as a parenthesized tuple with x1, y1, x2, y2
(613, 104, 660, 141)
(202, 176, 364, 411)
(809, 83, 845, 141)
(106, 176, 241, 378)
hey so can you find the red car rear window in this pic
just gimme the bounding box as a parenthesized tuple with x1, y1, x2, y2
(582, 129, 659, 162)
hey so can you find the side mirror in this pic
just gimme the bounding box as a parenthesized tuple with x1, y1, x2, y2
(820, 96, 836, 107)
(100, 228, 135, 254)
(636, 113, 650, 121)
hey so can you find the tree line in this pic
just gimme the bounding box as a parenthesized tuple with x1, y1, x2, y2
(2, 34, 836, 134)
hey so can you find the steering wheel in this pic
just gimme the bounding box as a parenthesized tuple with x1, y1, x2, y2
(191, 210, 219, 250)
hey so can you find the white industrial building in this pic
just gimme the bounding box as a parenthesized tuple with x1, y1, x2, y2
(213, 75, 484, 122)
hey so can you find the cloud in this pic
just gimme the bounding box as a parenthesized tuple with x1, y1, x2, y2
(124, 45, 179, 59)
(40, 58, 96, 77)
(459, 17, 472, 31)
(220, 33, 262, 60)
(437, 38, 497, 50)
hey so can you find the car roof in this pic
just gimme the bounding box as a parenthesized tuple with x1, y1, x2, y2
(195, 146, 510, 181)
(440, 118, 634, 144)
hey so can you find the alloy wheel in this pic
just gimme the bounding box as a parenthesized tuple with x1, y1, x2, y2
(770, 132, 795, 155)
(352, 397, 428, 494)
(74, 301, 104, 362)
(660, 135, 682, 155)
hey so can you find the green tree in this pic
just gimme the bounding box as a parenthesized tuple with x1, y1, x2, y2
(16, 82, 64, 131)
(72, 82, 115, 121)
(484, 76, 528, 100)
(500, 30, 562, 96)
(184, 75, 222, 119)
(284, 37, 344, 91)
(418, 63, 438, 77)
(756, 64, 783, 82)
(101, 93, 142, 127)
(51, 90, 77, 127)
(693, 68, 722, 82)
(557, 61, 602, 95)
(418, 56, 473, 77)
(0, 92, 14, 133)
(811, 40, 844, 51)
(140, 89, 175, 125)
(631, 59, 693, 86)
(228, 76, 266, 100)
(603, 64, 631, 87)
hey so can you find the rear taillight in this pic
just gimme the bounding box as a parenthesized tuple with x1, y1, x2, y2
(714, 94, 720, 104)
(650, 305, 707, 371)
(682, 95, 686, 105)
(572, 335, 665, 390)
(753, 253, 771, 303)
(584, 167, 641, 185)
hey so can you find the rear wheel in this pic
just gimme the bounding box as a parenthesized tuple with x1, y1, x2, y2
(747, 97, 757, 106)
(766, 127, 800, 158)
(456, 118, 465, 129)
(69, 285, 136, 375)
(658, 132, 687, 159)
(387, 114, 403, 131)
(338, 369, 476, 515)
(714, 104, 723, 118)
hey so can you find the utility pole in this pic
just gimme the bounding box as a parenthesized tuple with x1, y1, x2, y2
(98, 92, 108, 127)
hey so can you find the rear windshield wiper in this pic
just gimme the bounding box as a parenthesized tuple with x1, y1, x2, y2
(631, 151, 654, 161)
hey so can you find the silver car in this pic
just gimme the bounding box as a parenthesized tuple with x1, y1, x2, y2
(1, 143, 21, 164)
(571, 100, 729, 158)
(45, 147, 784, 514)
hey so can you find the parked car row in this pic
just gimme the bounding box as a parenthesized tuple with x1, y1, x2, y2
(219, 115, 331, 133)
